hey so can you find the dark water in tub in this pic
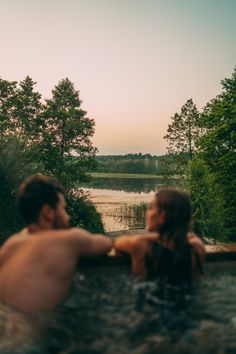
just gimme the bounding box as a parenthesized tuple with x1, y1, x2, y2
(0, 262, 236, 354)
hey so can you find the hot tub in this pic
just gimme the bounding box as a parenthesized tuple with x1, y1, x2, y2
(0, 247, 235, 354)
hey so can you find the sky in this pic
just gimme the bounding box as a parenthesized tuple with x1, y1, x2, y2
(0, 0, 236, 155)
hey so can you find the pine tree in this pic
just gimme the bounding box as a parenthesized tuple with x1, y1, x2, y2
(0, 78, 17, 138)
(164, 98, 201, 160)
(13, 76, 42, 142)
(41, 78, 97, 187)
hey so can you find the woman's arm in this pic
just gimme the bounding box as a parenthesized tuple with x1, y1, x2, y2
(114, 235, 137, 255)
(114, 236, 149, 278)
(188, 234, 206, 263)
(188, 233, 206, 279)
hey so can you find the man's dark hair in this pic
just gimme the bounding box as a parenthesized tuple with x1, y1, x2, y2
(18, 175, 64, 224)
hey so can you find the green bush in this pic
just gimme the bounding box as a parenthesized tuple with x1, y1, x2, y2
(0, 137, 37, 243)
(185, 157, 226, 241)
(66, 189, 104, 234)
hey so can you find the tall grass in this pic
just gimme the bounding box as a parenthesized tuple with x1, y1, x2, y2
(115, 202, 149, 228)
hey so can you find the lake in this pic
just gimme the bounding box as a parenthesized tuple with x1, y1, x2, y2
(82, 176, 164, 232)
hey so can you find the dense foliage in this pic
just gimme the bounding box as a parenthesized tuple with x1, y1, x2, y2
(185, 157, 225, 240)
(198, 68, 236, 240)
(0, 137, 40, 241)
(0, 76, 104, 243)
(66, 189, 104, 234)
(164, 68, 236, 241)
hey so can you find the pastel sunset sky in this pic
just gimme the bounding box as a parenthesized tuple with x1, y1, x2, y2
(1, 0, 236, 154)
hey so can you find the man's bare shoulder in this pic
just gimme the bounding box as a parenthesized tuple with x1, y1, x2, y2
(0, 228, 70, 255)
(1, 229, 28, 247)
(20, 228, 95, 255)
(43, 227, 92, 245)
(0, 230, 29, 263)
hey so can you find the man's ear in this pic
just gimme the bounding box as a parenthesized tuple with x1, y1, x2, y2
(41, 204, 54, 221)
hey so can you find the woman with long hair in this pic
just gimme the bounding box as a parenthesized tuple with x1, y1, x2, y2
(114, 188, 205, 283)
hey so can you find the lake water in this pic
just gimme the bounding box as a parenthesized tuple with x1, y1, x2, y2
(82, 177, 163, 232)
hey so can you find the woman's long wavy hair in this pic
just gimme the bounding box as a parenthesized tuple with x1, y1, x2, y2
(155, 188, 192, 249)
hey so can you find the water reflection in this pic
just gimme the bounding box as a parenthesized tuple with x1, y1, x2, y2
(83, 176, 181, 232)
(82, 177, 163, 194)
(83, 187, 153, 232)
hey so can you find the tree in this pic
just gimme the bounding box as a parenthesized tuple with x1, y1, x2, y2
(185, 157, 225, 240)
(0, 78, 17, 138)
(164, 99, 201, 161)
(40, 78, 97, 188)
(13, 76, 42, 143)
(0, 76, 104, 237)
(198, 68, 236, 240)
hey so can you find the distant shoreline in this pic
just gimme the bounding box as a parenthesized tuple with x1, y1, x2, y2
(90, 172, 167, 179)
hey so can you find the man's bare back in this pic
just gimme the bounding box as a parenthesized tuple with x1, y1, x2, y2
(0, 227, 112, 313)
(0, 175, 112, 313)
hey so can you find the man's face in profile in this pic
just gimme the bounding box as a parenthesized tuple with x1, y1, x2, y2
(52, 193, 70, 229)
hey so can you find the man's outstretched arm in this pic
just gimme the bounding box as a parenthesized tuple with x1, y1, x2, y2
(69, 228, 112, 257)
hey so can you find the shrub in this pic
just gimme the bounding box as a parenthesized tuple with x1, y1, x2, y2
(0, 137, 38, 243)
(185, 157, 226, 241)
(66, 189, 104, 234)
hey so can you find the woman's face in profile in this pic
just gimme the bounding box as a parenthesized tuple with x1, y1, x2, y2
(146, 196, 165, 232)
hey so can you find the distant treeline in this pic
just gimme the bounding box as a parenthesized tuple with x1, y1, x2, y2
(93, 153, 182, 175)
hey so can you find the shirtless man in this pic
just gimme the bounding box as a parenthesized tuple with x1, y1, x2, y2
(0, 175, 112, 313)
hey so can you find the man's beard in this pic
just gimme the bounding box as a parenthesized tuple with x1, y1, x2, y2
(52, 216, 70, 229)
